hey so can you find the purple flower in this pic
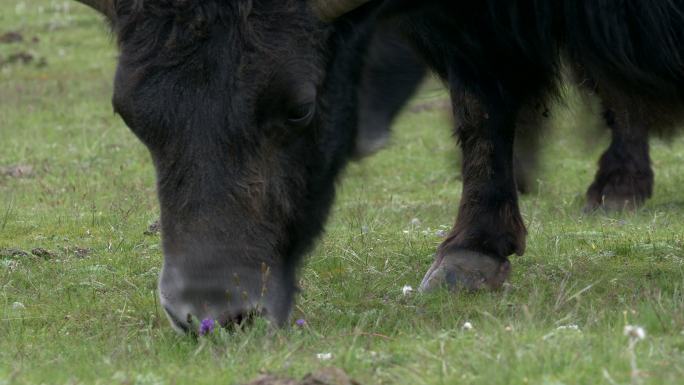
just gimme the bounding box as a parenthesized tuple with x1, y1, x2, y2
(295, 319, 306, 327)
(199, 318, 215, 336)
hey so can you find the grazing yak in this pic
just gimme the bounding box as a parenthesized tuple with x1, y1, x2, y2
(74, 0, 684, 332)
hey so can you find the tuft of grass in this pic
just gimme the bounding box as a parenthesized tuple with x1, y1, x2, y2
(2, 2, 684, 384)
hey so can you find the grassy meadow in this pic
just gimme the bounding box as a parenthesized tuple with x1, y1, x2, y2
(1, 2, 684, 384)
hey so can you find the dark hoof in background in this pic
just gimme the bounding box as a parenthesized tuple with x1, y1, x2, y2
(584, 187, 649, 213)
(584, 173, 652, 213)
(419, 250, 511, 292)
(583, 195, 642, 213)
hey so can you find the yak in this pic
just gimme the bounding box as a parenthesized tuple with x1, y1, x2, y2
(73, 0, 684, 332)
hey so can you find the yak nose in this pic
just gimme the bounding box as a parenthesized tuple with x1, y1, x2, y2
(162, 304, 262, 334)
(158, 262, 294, 334)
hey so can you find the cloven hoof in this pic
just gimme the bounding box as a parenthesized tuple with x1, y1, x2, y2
(583, 194, 643, 213)
(419, 249, 511, 292)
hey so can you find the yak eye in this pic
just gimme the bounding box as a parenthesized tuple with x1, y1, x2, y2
(287, 102, 315, 126)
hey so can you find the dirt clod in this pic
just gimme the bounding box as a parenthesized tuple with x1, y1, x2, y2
(243, 368, 360, 385)
(301, 368, 360, 385)
(31, 248, 56, 259)
(0, 31, 23, 44)
(144, 220, 161, 236)
(0, 248, 30, 258)
(244, 376, 298, 385)
(3, 52, 34, 65)
(0, 164, 34, 178)
(74, 247, 91, 258)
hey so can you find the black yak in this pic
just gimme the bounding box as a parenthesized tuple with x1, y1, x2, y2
(74, 0, 684, 331)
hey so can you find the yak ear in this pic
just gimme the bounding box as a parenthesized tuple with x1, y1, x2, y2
(73, 0, 115, 20)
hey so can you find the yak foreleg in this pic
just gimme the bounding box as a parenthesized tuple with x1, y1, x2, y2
(421, 88, 526, 292)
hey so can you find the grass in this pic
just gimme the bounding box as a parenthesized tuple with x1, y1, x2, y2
(1, 2, 684, 384)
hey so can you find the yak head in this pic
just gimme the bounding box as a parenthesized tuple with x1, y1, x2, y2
(76, 0, 378, 332)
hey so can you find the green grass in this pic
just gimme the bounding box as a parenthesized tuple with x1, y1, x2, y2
(2, 2, 684, 384)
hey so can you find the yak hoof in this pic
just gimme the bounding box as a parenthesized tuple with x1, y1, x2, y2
(583, 197, 640, 213)
(419, 250, 511, 292)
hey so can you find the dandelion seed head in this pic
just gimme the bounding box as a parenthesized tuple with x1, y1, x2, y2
(624, 325, 646, 340)
(402, 285, 414, 296)
(462, 322, 474, 330)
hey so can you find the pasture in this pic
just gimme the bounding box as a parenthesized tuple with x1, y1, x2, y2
(1, 2, 684, 384)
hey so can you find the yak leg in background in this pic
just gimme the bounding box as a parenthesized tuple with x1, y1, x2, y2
(420, 88, 528, 291)
(354, 27, 427, 158)
(585, 97, 653, 211)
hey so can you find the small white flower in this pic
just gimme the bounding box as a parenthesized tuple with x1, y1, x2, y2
(556, 324, 580, 331)
(435, 229, 447, 238)
(402, 285, 414, 296)
(624, 325, 646, 340)
(12, 302, 25, 310)
(316, 352, 333, 361)
(462, 322, 474, 331)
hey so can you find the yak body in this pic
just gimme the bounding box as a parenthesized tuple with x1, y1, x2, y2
(84, 0, 684, 330)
